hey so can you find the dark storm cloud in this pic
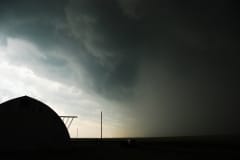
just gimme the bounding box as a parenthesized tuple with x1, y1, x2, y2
(64, 0, 142, 99)
(0, 0, 67, 48)
(1, 0, 240, 135)
(129, 0, 240, 135)
(0, 0, 143, 99)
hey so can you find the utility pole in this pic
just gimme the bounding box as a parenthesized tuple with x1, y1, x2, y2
(77, 128, 78, 138)
(101, 111, 102, 140)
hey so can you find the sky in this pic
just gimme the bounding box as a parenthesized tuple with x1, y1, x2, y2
(0, 0, 239, 138)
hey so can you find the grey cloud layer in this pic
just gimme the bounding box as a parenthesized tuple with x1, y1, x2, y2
(1, 0, 240, 136)
(0, 0, 142, 100)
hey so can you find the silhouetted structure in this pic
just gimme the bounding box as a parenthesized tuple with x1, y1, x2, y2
(101, 111, 102, 139)
(60, 116, 78, 129)
(0, 96, 70, 151)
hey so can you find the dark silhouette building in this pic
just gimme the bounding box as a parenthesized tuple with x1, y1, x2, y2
(0, 96, 70, 150)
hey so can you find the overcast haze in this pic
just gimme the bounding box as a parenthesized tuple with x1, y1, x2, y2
(0, 0, 240, 137)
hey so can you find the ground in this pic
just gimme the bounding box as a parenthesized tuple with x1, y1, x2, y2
(1, 136, 240, 159)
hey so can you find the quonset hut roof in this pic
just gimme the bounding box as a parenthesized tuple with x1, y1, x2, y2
(0, 96, 70, 150)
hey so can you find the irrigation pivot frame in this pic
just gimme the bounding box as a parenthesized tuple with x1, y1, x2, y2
(60, 116, 78, 129)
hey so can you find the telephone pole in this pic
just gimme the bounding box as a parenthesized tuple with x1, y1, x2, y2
(77, 128, 78, 138)
(101, 111, 102, 140)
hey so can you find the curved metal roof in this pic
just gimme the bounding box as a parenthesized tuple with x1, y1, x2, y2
(0, 96, 70, 150)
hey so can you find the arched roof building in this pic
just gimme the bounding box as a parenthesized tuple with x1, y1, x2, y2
(0, 96, 70, 150)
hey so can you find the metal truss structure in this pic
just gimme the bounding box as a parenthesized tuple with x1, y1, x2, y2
(60, 116, 78, 129)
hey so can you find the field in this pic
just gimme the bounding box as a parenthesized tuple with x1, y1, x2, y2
(1, 136, 240, 159)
